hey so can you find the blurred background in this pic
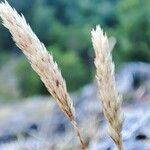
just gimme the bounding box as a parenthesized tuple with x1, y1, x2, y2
(0, 0, 149, 99)
(0, 0, 149, 149)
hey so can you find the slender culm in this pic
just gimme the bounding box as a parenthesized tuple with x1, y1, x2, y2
(91, 25, 123, 150)
(0, 1, 86, 149)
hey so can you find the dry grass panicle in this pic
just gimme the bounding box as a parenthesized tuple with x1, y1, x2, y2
(0, 0, 74, 122)
(0, 1, 86, 149)
(0, 0, 124, 149)
(91, 25, 123, 150)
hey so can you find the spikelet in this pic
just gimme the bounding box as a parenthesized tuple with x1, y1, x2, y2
(91, 25, 123, 150)
(0, 1, 86, 149)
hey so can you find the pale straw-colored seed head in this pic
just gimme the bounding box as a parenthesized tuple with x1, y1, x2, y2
(0, 1, 86, 149)
(91, 25, 123, 150)
(0, 0, 75, 121)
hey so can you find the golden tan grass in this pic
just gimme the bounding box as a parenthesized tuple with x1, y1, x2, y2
(91, 25, 123, 150)
(0, 1, 86, 149)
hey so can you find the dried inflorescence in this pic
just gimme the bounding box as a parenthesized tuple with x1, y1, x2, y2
(91, 25, 123, 150)
(0, 0, 124, 149)
(0, 1, 86, 149)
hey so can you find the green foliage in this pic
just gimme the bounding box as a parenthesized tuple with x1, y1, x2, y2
(15, 57, 43, 97)
(0, 53, 10, 68)
(114, 0, 150, 63)
(31, 3, 55, 43)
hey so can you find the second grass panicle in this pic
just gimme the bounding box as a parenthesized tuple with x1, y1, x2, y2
(91, 25, 123, 150)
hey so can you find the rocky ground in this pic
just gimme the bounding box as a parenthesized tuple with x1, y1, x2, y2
(0, 62, 149, 150)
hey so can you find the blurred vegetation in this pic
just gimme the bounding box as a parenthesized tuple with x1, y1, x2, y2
(0, 0, 149, 97)
(15, 58, 42, 97)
